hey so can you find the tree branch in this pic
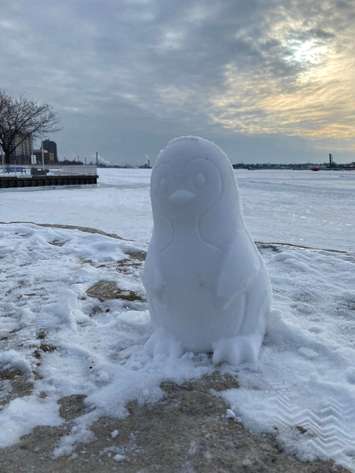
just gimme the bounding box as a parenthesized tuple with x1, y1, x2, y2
(0, 90, 60, 163)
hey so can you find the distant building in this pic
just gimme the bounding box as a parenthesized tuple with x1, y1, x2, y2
(33, 148, 50, 164)
(42, 139, 58, 163)
(6, 134, 33, 164)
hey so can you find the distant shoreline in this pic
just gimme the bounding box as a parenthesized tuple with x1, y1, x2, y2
(95, 163, 355, 171)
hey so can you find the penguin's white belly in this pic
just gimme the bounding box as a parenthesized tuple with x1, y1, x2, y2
(151, 239, 247, 351)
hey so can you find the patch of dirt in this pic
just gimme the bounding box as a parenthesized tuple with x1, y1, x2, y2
(116, 259, 142, 274)
(116, 250, 146, 274)
(0, 369, 33, 407)
(89, 304, 105, 316)
(0, 369, 25, 381)
(58, 395, 88, 421)
(48, 239, 67, 247)
(33, 343, 57, 360)
(255, 240, 348, 255)
(115, 258, 135, 273)
(124, 249, 146, 261)
(160, 371, 240, 395)
(79, 257, 95, 266)
(36, 330, 47, 340)
(86, 280, 144, 302)
(256, 243, 282, 253)
(0, 372, 350, 473)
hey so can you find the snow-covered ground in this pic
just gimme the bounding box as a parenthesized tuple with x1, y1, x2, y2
(1, 169, 355, 470)
(1, 168, 354, 251)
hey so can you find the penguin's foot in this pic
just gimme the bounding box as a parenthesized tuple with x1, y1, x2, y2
(145, 327, 183, 359)
(212, 334, 263, 368)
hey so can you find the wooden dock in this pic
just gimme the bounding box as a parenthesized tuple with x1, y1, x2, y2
(0, 165, 98, 188)
(0, 174, 98, 188)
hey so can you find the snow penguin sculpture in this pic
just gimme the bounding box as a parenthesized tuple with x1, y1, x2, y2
(143, 136, 271, 365)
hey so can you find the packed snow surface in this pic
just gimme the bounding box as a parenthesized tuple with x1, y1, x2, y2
(0, 167, 355, 470)
(0, 167, 354, 251)
(144, 137, 271, 362)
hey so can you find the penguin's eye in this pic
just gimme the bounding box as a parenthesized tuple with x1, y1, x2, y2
(195, 173, 206, 188)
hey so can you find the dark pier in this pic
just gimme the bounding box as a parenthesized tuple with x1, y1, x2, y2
(0, 165, 98, 188)
(0, 174, 98, 188)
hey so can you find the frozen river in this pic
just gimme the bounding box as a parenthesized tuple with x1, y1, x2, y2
(1, 168, 354, 251)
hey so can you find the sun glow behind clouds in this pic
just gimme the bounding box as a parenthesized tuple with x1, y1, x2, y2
(286, 39, 329, 65)
(210, 12, 355, 151)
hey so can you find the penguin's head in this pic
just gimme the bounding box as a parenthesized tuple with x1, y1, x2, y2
(151, 136, 243, 245)
(152, 137, 229, 215)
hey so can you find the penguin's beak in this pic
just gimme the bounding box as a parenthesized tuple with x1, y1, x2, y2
(169, 189, 195, 205)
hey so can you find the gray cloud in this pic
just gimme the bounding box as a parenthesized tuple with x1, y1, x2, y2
(1, 0, 354, 163)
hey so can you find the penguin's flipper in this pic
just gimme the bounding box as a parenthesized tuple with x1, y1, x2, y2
(142, 243, 165, 298)
(239, 267, 271, 335)
(217, 234, 261, 310)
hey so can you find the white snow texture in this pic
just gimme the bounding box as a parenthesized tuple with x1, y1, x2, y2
(143, 136, 271, 364)
(1, 164, 355, 470)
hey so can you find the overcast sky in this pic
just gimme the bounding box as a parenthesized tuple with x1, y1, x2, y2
(1, 0, 354, 164)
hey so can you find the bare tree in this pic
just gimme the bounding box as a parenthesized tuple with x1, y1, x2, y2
(0, 90, 59, 165)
